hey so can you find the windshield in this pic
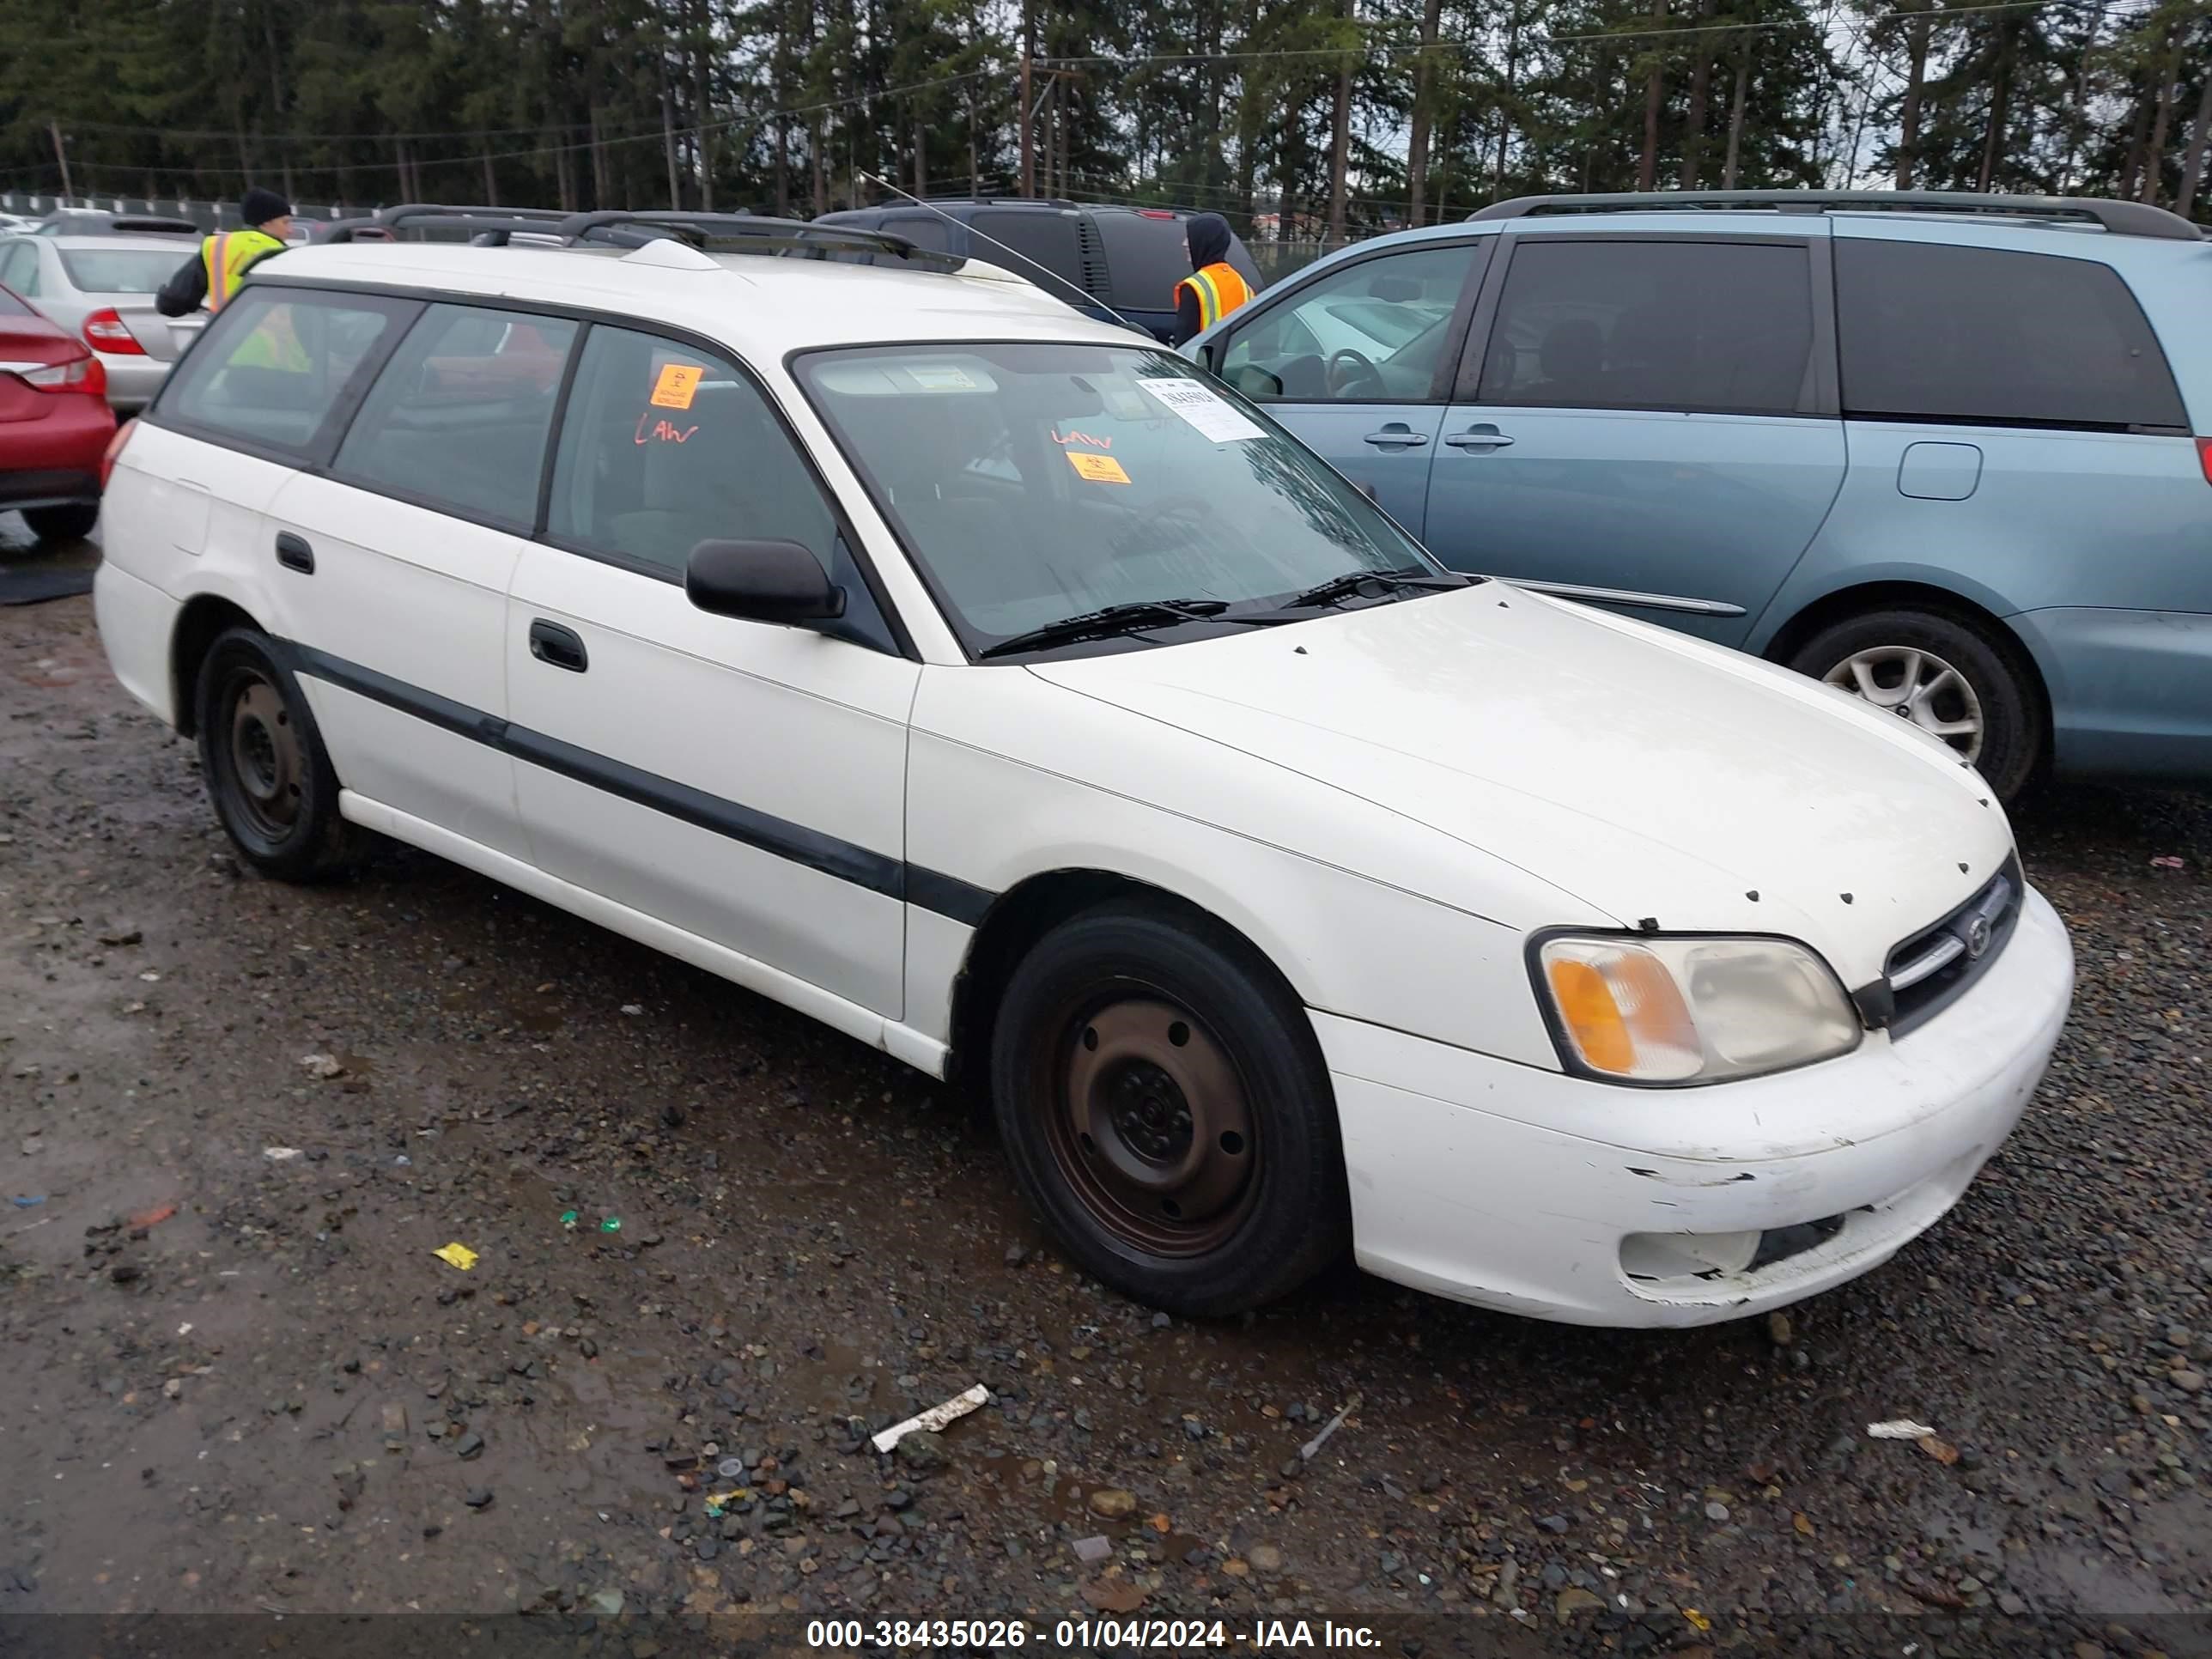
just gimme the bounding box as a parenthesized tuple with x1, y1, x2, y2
(58, 249, 183, 295)
(795, 344, 1437, 656)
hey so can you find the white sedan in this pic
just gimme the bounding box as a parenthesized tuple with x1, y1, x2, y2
(90, 224, 2072, 1324)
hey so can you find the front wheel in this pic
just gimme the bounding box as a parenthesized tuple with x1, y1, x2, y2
(1787, 607, 2042, 800)
(194, 626, 356, 881)
(989, 902, 1349, 1316)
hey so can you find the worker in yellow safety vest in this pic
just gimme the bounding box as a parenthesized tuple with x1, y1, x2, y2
(1170, 213, 1252, 347)
(155, 187, 294, 318)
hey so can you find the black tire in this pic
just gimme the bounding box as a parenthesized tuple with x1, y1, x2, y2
(21, 502, 98, 543)
(194, 626, 356, 881)
(1787, 607, 2042, 801)
(989, 901, 1349, 1316)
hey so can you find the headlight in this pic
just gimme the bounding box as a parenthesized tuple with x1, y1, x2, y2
(1533, 933, 1862, 1085)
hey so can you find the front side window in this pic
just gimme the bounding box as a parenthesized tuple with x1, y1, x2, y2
(160, 287, 409, 453)
(796, 343, 1434, 653)
(546, 325, 839, 580)
(1835, 238, 2185, 431)
(1475, 239, 1814, 415)
(335, 304, 577, 526)
(1219, 243, 1480, 404)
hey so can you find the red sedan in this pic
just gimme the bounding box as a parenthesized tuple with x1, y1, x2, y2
(1, 282, 115, 544)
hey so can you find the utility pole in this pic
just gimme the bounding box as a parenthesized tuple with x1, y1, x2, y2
(1019, 0, 1036, 197)
(49, 123, 73, 203)
(1019, 62, 1034, 193)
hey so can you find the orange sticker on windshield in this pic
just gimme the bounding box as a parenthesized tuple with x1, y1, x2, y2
(1066, 452, 1131, 485)
(650, 363, 705, 409)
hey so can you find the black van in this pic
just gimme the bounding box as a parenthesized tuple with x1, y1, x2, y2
(813, 200, 1262, 343)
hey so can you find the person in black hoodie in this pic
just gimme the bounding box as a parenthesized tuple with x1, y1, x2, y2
(1170, 213, 1253, 347)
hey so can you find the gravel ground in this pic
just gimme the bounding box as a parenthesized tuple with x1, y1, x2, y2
(3, 538, 2209, 1646)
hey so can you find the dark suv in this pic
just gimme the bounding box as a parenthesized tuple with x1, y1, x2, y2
(815, 200, 1261, 343)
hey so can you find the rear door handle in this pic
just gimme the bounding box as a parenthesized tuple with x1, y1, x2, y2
(528, 618, 588, 673)
(274, 532, 313, 574)
(1444, 425, 1515, 451)
(1363, 423, 1429, 450)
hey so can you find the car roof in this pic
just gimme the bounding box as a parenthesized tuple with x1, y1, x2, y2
(258, 240, 1148, 355)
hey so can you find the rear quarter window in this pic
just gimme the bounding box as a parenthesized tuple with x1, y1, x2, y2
(1835, 239, 2188, 432)
(969, 210, 1083, 291)
(1093, 214, 1194, 313)
(158, 286, 412, 456)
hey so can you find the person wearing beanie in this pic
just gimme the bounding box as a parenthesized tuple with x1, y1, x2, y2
(155, 187, 295, 318)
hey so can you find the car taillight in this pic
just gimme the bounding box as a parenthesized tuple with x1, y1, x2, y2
(82, 308, 146, 355)
(2198, 437, 2211, 486)
(1138, 209, 1176, 219)
(21, 353, 106, 396)
(101, 417, 136, 489)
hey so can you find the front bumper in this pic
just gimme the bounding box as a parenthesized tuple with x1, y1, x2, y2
(1322, 885, 2074, 1328)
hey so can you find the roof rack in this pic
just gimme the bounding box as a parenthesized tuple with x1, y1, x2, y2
(315, 203, 967, 270)
(555, 210, 963, 269)
(1468, 189, 2205, 241)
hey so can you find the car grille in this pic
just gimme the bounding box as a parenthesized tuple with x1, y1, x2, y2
(1875, 858, 2023, 1037)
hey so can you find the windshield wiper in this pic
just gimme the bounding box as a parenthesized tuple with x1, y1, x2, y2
(1283, 568, 1475, 611)
(977, 599, 1233, 660)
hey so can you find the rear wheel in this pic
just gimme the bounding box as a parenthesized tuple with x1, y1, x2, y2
(194, 626, 356, 881)
(990, 902, 1348, 1316)
(21, 503, 98, 543)
(1788, 607, 2041, 800)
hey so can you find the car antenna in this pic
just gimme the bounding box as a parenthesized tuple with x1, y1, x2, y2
(854, 170, 1152, 337)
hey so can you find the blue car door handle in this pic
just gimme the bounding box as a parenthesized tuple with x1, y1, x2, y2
(1445, 424, 1515, 450)
(1363, 423, 1429, 449)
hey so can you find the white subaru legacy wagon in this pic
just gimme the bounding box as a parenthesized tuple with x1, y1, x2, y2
(92, 210, 2074, 1326)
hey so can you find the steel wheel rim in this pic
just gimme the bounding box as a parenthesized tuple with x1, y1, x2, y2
(1823, 645, 1984, 763)
(1041, 994, 1258, 1257)
(225, 672, 303, 840)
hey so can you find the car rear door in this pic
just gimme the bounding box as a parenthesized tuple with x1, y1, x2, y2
(1425, 227, 1846, 647)
(1204, 237, 1489, 538)
(262, 299, 575, 863)
(505, 322, 915, 1020)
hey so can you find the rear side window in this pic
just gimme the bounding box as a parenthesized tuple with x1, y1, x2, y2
(1835, 239, 2186, 432)
(1476, 239, 1814, 415)
(546, 325, 838, 580)
(335, 303, 578, 526)
(161, 287, 409, 454)
(969, 210, 1082, 290)
(0, 241, 40, 296)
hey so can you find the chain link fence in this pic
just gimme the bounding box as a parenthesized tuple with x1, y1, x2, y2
(0, 193, 357, 228)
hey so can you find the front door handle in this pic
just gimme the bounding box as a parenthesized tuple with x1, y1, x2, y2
(275, 532, 314, 574)
(528, 618, 588, 673)
(1363, 423, 1429, 450)
(1444, 425, 1516, 451)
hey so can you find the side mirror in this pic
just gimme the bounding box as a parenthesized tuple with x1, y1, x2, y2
(1229, 364, 1282, 400)
(685, 539, 846, 625)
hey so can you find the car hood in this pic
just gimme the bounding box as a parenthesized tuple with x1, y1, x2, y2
(1028, 585, 2014, 988)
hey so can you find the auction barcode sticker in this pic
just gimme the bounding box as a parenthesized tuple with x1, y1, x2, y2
(1137, 377, 1263, 443)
